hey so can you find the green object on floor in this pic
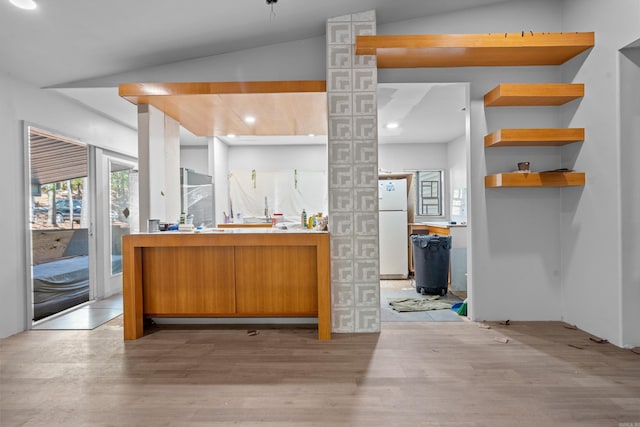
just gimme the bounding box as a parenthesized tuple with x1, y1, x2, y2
(387, 296, 452, 312)
(456, 301, 467, 316)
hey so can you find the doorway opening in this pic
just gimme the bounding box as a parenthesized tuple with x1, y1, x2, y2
(377, 82, 470, 323)
(28, 127, 92, 323)
(27, 129, 136, 330)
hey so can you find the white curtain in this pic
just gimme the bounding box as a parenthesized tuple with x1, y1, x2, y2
(228, 169, 327, 223)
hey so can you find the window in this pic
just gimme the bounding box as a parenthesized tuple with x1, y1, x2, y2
(416, 170, 444, 216)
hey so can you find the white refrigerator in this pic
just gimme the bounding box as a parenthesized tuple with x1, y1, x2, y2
(378, 178, 408, 279)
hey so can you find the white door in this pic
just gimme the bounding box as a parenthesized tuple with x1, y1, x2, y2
(95, 151, 138, 298)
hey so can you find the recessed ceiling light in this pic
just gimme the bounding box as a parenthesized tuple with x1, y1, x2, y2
(244, 116, 256, 124)
(386, 122, 399, 129)
(226, 134, 236, 138)
(308, 133, 315, 137)
(10, 0, 37, 10)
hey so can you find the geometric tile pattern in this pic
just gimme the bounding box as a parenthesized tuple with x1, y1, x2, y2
(327, 10, 380, 333)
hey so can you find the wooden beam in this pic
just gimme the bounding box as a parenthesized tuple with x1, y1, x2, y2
(119, 80, 327, 99)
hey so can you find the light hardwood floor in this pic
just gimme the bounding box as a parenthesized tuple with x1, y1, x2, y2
(1, 317, 639, 426)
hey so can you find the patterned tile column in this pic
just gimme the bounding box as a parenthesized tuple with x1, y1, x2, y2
(327, 10, 379, 333)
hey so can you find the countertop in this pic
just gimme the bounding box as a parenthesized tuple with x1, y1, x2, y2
(140, 227, 328, 235)
(411, 222, 467, 228)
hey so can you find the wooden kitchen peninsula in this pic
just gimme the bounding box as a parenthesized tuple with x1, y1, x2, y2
(122, 229, 331, 340)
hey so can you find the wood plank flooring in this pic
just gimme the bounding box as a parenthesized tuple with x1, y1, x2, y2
(2, 317, 639, 426)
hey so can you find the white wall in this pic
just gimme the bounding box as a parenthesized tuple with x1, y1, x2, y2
(619, 46, 640, 347)
(70, 37, 326, 87)
(229, 143, 450, 182)
(561, 0, 640, 347)
(163, 115, 181, 224)
(180, 146, 209, 175)
(447, 135, 466, 193)
(378, 142, 447, 172)
(0, 72, 137, 338)
(227, 144, 327, 171)
(448, 134, 467, 223)
(379, 0, 568, 322)
(210, 138, 229, 225)
(137, 106, 181, 227)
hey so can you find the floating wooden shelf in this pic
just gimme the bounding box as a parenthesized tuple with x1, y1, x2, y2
(484, 128, 585, 147)
(354, 32, 594, 68)
(485, 172, 585, 188)
(484, 83, 584, 107)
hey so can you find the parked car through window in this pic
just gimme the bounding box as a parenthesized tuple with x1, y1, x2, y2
(34, 199, 82, 224)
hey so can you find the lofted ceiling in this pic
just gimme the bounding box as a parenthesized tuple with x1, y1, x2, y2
(0, 0, 515, 88)
(0, 0, 498, 146)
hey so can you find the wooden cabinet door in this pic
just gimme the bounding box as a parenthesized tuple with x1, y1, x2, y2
(142, 246, 236, 315)
(235, 246, 318, 315)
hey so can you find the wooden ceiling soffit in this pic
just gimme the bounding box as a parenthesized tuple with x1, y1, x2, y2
(355, 32, 595, 68)
(119, 80, 328, 137)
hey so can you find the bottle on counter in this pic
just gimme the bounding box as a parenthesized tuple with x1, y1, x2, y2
(272, 213, 283, 227)
(301, 209, 307, 228)
(312, 212, 322, 229)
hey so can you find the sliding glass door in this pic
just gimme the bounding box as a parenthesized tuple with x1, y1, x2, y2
(27, 128, 138, 324)
(28, 127, 93, 322)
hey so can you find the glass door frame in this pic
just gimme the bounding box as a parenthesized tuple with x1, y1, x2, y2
(24, 123, 96, 326)
(93, 149, 137, 299)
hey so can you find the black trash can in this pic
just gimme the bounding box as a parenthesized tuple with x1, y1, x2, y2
(411, 234, 452, 296)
